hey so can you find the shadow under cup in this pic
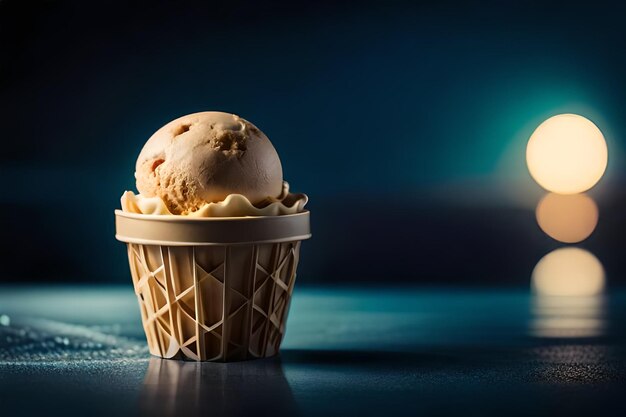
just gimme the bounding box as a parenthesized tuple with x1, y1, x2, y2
(115, 210, 311, 362)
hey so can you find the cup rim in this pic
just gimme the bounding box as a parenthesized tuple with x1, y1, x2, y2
(115, 209, 311, 246)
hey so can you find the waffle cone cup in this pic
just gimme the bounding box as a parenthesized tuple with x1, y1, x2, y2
(114, 210, 311, 362)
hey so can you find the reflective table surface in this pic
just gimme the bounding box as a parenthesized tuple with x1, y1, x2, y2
(1, 286, 626, 416)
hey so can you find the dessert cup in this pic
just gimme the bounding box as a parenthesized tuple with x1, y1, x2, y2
(115, 210, 311, 361)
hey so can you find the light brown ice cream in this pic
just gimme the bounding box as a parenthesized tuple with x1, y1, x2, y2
(135, 111, 283, 214)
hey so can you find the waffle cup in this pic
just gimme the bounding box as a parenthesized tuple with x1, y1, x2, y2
(114, 210, 311, 362)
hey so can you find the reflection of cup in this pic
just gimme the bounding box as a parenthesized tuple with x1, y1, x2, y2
(115, 210, 311, 361)
(140, 357, 298, 417)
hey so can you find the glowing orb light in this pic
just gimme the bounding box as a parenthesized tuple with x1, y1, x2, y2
(526, 114, 607, 194)
(532, 247, 605, 297)
(535, 193, 598, 243)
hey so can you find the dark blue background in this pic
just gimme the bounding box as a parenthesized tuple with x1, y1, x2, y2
(1, 0, 625, 285)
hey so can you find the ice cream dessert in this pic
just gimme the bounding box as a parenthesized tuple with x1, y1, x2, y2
(115, 111, 311, 362)
(121, 111, 307, 216)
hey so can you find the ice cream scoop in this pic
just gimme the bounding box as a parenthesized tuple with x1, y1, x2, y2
(135, 111, 283, 214)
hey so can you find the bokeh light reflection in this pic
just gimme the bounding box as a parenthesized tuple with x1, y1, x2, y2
(535, 193, 598, 243)
(531, 295, 606, 338)
(532, 247, 605, 297)
(530, 248, 606, 338)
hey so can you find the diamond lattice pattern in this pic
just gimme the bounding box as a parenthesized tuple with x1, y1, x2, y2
(126, 241, 301, 361)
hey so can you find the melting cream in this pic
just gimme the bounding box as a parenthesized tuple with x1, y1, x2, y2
(121, 181, 307, 217)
